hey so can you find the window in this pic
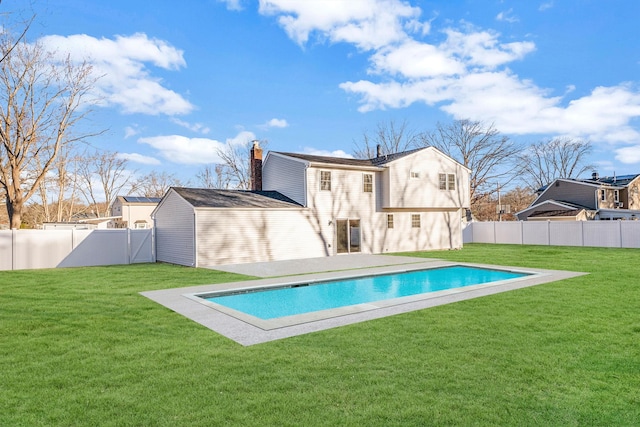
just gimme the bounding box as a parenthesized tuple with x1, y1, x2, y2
(363, 173, 373, 193)
(448, 174, 456, 191)
(320, 171, 331, 191)
(411, 214, 421, 228)
(387, 214, 394, 229)
(410, 171, 420, 179)
(600, 189, 606, 201)
(439, 173, 447, 190)
(439, 173, 456, 190)
(615, 190, 620, 203)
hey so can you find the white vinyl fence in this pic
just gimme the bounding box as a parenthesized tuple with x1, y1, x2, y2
(464, 221, 640, 248)
(0, 229, 154, 270)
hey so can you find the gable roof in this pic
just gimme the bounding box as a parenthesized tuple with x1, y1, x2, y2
(537, 174, 640, 193)
(516, 199, 592, 218)
(171, 187, 302, 209)
(272, 147, 427, 168)
(528, 209, 585, 218)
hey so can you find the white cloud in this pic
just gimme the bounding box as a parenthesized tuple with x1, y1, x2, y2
(219, 0, 244, 11)
(539, 2, 554, 12)
(615, 146, 640, 164)
(496, 9, 519, 23)
(138, 131, 256, 164)
(302, 147, 354, 158)
(39, 33, 194, 116)
(170, 118, 211, 134)
(264, 118, 289, 128)
(124, 126, 141, 139)
(117, 152, 161, 165)
(441, 28, 535, 69)
(261, 0, 640, 151)
(259, 0, 421, 50)
(370, 40, 465, 78)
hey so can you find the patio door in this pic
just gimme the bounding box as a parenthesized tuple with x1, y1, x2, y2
(336, 219, 361, 254)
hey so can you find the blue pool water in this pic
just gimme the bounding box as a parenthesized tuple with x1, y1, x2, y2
(202, 266, 529, 320)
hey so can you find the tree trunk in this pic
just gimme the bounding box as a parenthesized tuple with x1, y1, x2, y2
(7, 197, 22, 229)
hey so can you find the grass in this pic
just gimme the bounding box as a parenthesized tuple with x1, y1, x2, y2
(1, 244, 639, 426)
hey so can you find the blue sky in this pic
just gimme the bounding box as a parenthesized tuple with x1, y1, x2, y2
(23, 0, 640, 185)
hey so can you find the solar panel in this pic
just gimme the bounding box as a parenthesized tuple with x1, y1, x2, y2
(122, 196, 162, 203)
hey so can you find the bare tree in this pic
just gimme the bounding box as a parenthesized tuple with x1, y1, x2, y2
(215, 139, 267, 189)
(517, 137, 594, 190)
(0, 24, 99, 228)
(77, 150, 134, 217)
(132, 170, 182, 197)
(420, 119, 521, 210)
(353, 119, 418, 159)
(195, 164, 229, 189)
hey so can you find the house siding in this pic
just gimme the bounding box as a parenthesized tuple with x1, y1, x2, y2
(263, 154, 307, 206)
(195, 209, 328, 265)
(306, 163, 463, 255)
(536, 181, 599, 209)
(383, 148, 470, 209)
(154, 190, 196, 267)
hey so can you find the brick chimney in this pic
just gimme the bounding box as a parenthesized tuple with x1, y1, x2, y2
(250, 140, 263, 191)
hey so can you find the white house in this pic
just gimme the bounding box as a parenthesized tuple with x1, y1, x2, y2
(110, 196, 161, 229)
(153, 143, 470, 267)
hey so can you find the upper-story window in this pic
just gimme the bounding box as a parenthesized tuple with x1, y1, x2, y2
(615, 190, 620, 203)
(363, 173, 373, 193)
(439, 173, 456, 190)
(410, 171, 420, 179)
(600, 189, 606, 201)
(448, 174, 456, 191)
(320, 171, 331, 191)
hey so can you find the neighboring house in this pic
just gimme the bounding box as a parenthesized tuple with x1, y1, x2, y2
(42, 213, 118, 230)
(517, 172, 640, 221)
(110, 196, 161, 229)
(153, 143, 471, 267)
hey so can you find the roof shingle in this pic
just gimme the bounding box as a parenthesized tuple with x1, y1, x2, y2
(171, 187, 302, 209)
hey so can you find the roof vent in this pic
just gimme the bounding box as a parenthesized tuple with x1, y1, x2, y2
(592, 171, 599, 180)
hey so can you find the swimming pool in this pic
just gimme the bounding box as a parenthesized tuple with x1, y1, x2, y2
(194, 265, 530, 323)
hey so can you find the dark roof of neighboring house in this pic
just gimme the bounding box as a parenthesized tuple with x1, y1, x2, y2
(121, 196, 162, 203)
(171, 187, 302, 209)
(273, 147, 426, 168)
(537, 174, 640, 192)
(528, 209, 584, 218)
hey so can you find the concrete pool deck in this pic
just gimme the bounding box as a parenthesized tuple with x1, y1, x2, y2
(141, 255, 587, 346)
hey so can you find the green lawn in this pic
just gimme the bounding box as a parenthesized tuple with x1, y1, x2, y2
(1, 244, 639, 426)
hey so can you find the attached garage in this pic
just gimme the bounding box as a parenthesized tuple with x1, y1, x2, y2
(153, 187, 329, 267)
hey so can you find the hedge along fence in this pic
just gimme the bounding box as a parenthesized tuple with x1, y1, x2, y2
(0, 229, 154, 270)
(463, 220, 640, 248)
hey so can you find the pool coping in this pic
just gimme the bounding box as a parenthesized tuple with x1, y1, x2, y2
(140, 258, 587, 346)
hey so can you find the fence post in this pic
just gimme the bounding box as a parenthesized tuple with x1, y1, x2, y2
(127, 229, 132, 265)
(11, 229, 15, 271)
(619, 220, 623, 248)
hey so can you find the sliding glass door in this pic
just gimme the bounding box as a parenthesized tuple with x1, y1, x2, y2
(336, 219, 361, 254)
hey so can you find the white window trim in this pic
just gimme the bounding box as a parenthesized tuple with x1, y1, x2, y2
(363, 173, 373, 193)
(320, 171, 331, 191)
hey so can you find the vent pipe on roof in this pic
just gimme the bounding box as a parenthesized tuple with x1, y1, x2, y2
(376, 144, 382, 158)
(592, 171, 599, 180)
